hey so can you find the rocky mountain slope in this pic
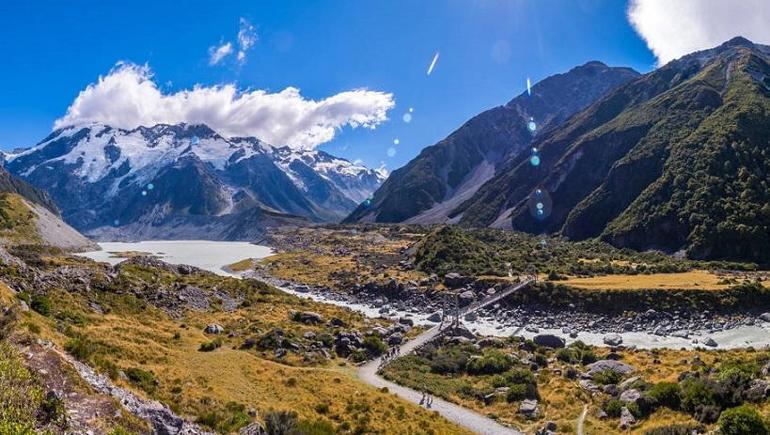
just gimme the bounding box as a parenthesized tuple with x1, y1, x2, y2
(0, 164, 58, 214)
(344, 61, 639, 224)
(0, 192, 97, 252)
(0, 165, 96, 251)
(454, 37, 770, 263)
(4, 123, 385, 240)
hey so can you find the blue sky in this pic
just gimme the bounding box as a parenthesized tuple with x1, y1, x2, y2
(0, 0, 657, 171)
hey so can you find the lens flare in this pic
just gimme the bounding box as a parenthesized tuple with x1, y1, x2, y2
(393, 138, 400, 145)
(427, 52, 440, 75)
(527, 118, 537, 133)
(402, 113, 412, 123)
(530, 155, 541, 166)
(527, 77, 532, 96)
(528, 187, 553, 221)
(141, 190, 147, 196)
(147, 183, 155, 190)
(387, 147, 396, 157)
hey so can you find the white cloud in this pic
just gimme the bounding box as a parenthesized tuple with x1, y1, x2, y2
(54, 63, 395, 150)
(208, 41, 233, 65)
(628, 0, 770, 65)
(237, 18, 258, 63)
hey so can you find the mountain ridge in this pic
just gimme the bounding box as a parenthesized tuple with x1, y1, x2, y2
(454, 37, 770, 262)
(343, 60, 640, 224)
(4, 122, 385, 240)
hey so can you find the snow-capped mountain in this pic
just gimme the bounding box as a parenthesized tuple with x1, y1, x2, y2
(3, 122, 386, 240)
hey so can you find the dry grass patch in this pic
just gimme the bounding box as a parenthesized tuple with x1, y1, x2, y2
(561, 270, 737, 290)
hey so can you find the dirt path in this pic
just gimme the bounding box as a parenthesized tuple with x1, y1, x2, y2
(356, 280, 534, 434)
(577, 404, 588, 435)
(359, 355, 522, 435)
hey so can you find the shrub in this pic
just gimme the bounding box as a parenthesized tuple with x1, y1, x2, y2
(533, 353, 548, 367)
(504, 368, 537, 386)
(643, 424, 704, 435)
(580, 349, 598, 365)
(718, 405, 769, 435)
(199, 338, 223, 352)
(362, 336, 387, 357)
(592, 369, 622, 385)
(603, 399, 624, 418)
(124, 367, 158, 395)
(38, 391, 66, 426)
(294, 419, 336, 435)
(429, 349, 468, 374)
(680, 377, 718, 413)
(693, 404, 722, 423)
(466, 350, 512, 375)
(0, 343, 43, 430)
(264, 410, 298, 434)
(314, 402, 330, 414)
(556, 348, 577, 364)
(30, 295, 52, 316)
(64, 337, 99, 362)
(505, 384, 538, 402)
(195, 402, 251, 433)
(647, 382, 681, 410)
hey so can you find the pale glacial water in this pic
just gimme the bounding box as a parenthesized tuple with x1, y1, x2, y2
(78, 240, 770, 350)
(76, 240, 273, 277)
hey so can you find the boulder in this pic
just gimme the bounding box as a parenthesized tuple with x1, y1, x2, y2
(703, 337, 718, 348)
(619, 376, 641, 391)
(759, 312, 770, 322)
(518, 399, 539, 418)
(586, 360, 635, 376)
(745, 379, 770, 401)
(329, 317, 346, 327)
(619, 389, 643, 405)
(204, 324, 224, 334)
(398, 317, 414, 327)
(458, 290, 475, 307)
(426, 312, 442, 323)
(603, 333, 623, 346)
(370, 326, 389, 337)
(444, 272, 466, 288)
(533, 334, 566, 349)
(445, 336, 473, 345)
(449, 324, 476, 340)
(295, 311, 324, 324)
(619, 407, 636, 429)
(464, 312, 478, 321)
(579, 379, 600, 392)
(477, 337, 505, 348)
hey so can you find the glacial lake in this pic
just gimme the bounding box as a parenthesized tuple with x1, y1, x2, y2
(77, 240, 273, 277)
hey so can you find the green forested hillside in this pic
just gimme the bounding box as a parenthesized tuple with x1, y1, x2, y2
(454, 37, 770, 263)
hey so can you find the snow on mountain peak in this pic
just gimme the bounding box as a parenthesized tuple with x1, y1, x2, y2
(5, 122, 385, 206)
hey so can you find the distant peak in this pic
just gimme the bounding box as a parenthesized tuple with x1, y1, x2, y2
(721, 36, 755, 49)
(581, 60, 608, 68)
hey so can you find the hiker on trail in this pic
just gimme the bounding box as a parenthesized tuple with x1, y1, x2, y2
(420, 391, 426, 405)
(427, 395, 433, 408)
